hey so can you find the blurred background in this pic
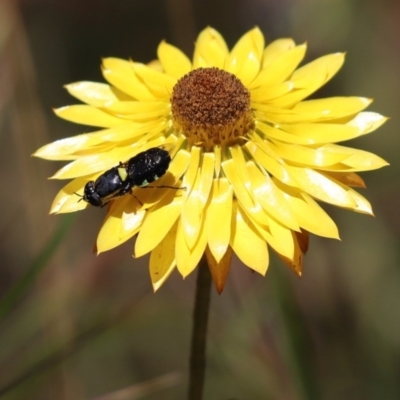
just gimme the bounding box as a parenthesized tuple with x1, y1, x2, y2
(0, 0, 399, 399)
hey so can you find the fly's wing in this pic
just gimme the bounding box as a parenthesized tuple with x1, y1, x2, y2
(94, 168, 124, 200)
(127, 148, 171, 186)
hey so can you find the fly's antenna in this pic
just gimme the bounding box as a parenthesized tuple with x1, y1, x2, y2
(74, 192, 84, 202)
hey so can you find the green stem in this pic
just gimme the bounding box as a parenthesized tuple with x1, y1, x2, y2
(188, 259, 212, 400)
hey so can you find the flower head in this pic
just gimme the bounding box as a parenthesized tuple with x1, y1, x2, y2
(34, 27, 388, 293)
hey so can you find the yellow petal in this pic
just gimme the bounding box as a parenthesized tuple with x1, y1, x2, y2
(126, 126, 174, 149)
(41, 121, 165, 161)
(176, 218, 207, 278)
(214, 146, 222, 178)
(314, 145, 389, 172)
(249, 44, 306, 88)
(133, 63, 176, 99)
(50, 147, 136, 179)
(252, 105, 337, 125)
(91, 120, 167, 143)
(157, 40, 192, 79)
(230, 202, 269, 275)
(146, 59, 163, 71)
(273, 179, 339, 239)
(162, 135, 185, 159)
(135, 193, 183, 257)
(102, 58, 155, 101)
(255, 121, 313, 145)
(33, 134, 104, 160)
(149, 222, 178, 291)
(293, 53, 344, 84)
(181, 152, 214, 249)
(168, 148, 191, 178)
(97, 197, 145, 253)
(222, 157, 269, 226)
(347, 188, 373, 215)
(229, 146, 252, 190)
(183, 146, 202, 193)
(323, 172, 366, 188)
(246, 162, 299, 231)
(194, 152, 215, 205)
(50, 176, 95, 214)
(54, 105, 126, 128)
(205, 178, 233, 262)
(56, 194, 89, 214)
(134, 184, 182, 212)
(250, 81, 294, 103)
(278, 231, 304, 276)
(250, 217, 294, 259)
(245, 138, 298, 187)
(181, 172, 203, 249)
(336, 146, 389, 171)
(292, 97, 372, 119)
(264, 215, 295, 259)
(278, 123, 361, 144)
(285, 165, 356, 208)
(262, 38, 296, 68)
(269, 141, 351, 166)
(347, 112, 388, 135)
(270, 53, 345, 107)
(257, 98, 373, 125)
(63, 142, 116, 157)
(193, 27, 229, 69)
(225, 27, 264, 86)
(119, 201, 146, 241)
(205, 245, 232, 294)
(101, 100, 169, 118)
(64, 81, 131, 107)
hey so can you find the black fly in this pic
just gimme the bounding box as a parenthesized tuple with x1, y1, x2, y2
(77, 147, 177, 207)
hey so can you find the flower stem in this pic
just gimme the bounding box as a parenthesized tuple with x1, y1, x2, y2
(188, 259, 212, 400)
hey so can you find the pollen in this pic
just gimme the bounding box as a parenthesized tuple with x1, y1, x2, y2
(171, 67, 254, 150)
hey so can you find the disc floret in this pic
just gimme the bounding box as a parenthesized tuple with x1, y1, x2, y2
(171, 67, 254, 151)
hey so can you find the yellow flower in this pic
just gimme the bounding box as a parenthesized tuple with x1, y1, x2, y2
(34, 27, 388, 293)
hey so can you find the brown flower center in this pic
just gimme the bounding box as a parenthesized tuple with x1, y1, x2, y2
(171, 67, 254, 151)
